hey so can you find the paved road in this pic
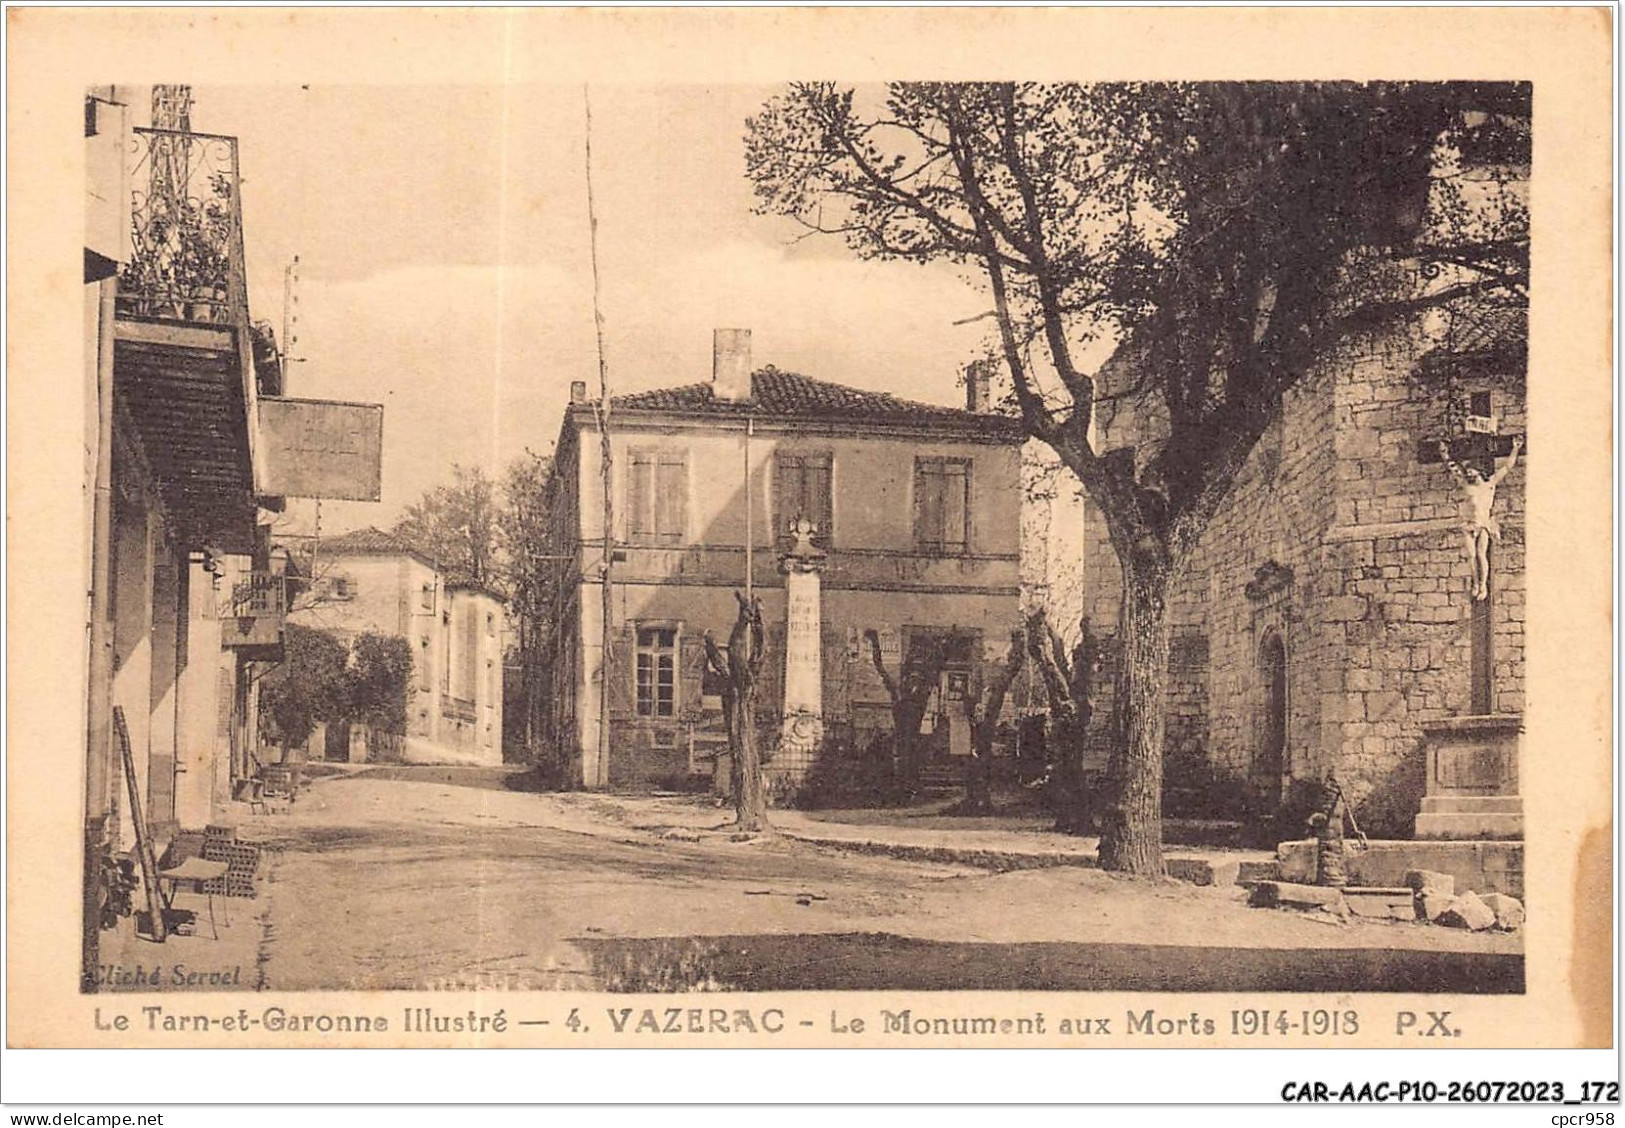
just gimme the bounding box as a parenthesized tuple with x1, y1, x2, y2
(248, 774, 1522, 993)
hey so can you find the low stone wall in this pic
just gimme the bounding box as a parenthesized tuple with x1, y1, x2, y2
(1277, 838, 1523, 900)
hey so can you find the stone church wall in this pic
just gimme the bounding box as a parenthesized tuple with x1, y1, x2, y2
(1078, 315, 1525, 838)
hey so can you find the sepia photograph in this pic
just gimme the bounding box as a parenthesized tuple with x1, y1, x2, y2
(72, 73, 1542, 999)
(5, 6, 1614, 1092)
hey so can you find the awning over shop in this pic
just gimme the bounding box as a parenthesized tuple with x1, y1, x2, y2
(114, 317, 259, 554)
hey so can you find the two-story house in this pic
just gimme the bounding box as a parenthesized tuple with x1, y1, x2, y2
(538, 330, 1027, 792)
(292, 527, 505, 765)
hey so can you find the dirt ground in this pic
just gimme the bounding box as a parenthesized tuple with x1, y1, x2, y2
(151, 770, 1518, 993)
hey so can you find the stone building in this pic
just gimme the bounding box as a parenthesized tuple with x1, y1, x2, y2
(291, 527, 506, 765)
(1081, 271, 1526, 836)
(537, 331, 1027, 793)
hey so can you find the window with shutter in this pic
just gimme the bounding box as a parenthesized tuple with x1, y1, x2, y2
(774, 451, 833, 546)
(914, 457, 971, 555)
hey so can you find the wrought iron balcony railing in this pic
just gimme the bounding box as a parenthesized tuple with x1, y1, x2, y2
(116, 127, 246, 328)
(226, 571, 286, 618)
(220, 572, 287, 652)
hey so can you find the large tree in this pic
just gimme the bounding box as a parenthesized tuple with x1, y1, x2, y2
(747, 81, 1528, 874)
(394, 464, 501, 589)
(499, 450, 555, 761)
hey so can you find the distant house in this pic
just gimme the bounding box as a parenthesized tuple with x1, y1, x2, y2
(537, 330, 1028, 792)
(291, 526, 505, 765)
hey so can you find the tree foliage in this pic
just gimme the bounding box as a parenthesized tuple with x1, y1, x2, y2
(748, 82, 1528, 873)
(393, 464, 501, 589)
(346, 632, 415, 734)
(260, 624, 349, 748)
(260, 626, 414, 752)
(498, 450, 555, 758)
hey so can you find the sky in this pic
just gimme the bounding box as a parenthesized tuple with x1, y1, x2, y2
(178, 84, 995, 533)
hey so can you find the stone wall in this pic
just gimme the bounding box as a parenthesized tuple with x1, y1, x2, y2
(1314, 320, 1526, 835)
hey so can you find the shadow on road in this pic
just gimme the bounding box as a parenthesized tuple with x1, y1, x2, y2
(574, 932, 1525, 994)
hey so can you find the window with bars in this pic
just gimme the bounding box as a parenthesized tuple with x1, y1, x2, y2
(914, 457, 971, 555)
(635, 626, 678, 718)
(774, 451, 833, 546)
(626, 449, 689, 544)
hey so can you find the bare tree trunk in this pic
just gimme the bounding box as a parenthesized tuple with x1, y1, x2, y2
(1026, 611, 1090, 834)
(962, 631, 1024, 815)
(1097, 562, 1171, 876)
(732, 688, 770, 832)
(708, 593, 772, 834)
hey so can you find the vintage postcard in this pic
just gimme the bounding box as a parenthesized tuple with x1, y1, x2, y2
(5, 6, 1614, 1075)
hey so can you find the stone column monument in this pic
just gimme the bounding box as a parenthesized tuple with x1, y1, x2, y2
(776, 515, 827, 781)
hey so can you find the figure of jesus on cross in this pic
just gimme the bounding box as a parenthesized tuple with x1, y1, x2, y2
(1438, 436, 1522, 601)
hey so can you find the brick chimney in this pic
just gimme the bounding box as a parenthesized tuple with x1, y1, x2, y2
(569, 380, 587, 404)
(965, 359, 995, 413)
(712, 328, 753, 403)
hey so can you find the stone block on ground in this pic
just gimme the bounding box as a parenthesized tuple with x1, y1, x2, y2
(1249, 881, 1348, 912)
(1236, 860, 1282, 886)
(1277, 840, 1317, 884)
(1436, 890, 1496, 931)
(1167, 856, 1240, 888)
(1405, 869, 1456, 897)
(1479, 892, 1525, 931)
(1344, 886, 1418, 921)
(1416, 891, 1455, 922)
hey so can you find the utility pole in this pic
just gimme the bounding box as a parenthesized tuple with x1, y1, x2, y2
(584, 86, 615, 790)
(280, 254, 320, 589)
(744, 417, 753, 604)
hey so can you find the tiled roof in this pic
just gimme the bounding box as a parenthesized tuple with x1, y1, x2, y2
(608, 367, 1024, 435)
(315, 526, 422, 557)
(1421, 303, 1527, 372)
(1446, 303, 1526, 357)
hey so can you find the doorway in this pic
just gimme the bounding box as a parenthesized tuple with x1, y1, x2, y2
(1255, 631, 1287, 808)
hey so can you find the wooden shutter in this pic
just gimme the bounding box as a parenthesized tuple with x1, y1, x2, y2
(627, 453, 654, 541)
(915, 459, 943, 550)
(943, 460, 969, 553)
(655, 452, 688, 543)
(774, 453, 802, 542)
(809, 454, 833, 543)
(606, 628, 635, 721)
(759, 623, 786, 721)
(460, 602, 479, 699)
(821, 623, 849, 719)
(679, 632, 706, 715)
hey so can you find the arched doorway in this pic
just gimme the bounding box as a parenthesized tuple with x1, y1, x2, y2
(1254, 631, 1287, 808)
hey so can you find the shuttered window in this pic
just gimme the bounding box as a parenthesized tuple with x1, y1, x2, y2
(774, 451, 833, 546)
(627, 449, 689, 544)
(459, 602, 480, 700)
(914, 457, 971, 555)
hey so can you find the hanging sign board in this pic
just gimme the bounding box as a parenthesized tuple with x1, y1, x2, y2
(258, 397, 383, 501)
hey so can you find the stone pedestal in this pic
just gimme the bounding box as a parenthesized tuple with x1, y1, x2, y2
(1414, 714, 1523, 839)
(775, 517, 826, 782)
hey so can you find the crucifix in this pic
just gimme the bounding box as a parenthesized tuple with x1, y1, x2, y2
(1418, 428, 1524, 715)
(1437, 435, 1522, 602)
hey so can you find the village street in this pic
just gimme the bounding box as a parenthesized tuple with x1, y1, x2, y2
(108, 767, 1523, 995)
